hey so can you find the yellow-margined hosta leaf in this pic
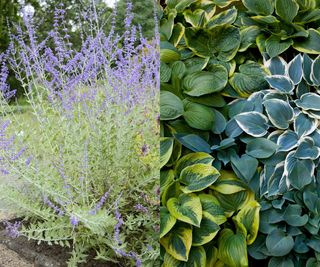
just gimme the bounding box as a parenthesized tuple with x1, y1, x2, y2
(192, 215, 220, 246)
(199, 194, 227, 225)
(160, 222, 193, 262)
(205, 246, 218, 267)
(210, 170, 248, 194)
(170, 23, 185, 47)
(167, 193, 202, 227)
(175, 152, 214, 176)
(160, 137, 174, 168)
(163, 246, 207, 266)
(161, 181, 182, 206)
(160, 169, 175, 193)
(179, 163, 220, 193)
(183, 9, 207, 28)
(213, 190, 249, 214)
(160, 206, 177, 238)
(234, 200, 261, 245)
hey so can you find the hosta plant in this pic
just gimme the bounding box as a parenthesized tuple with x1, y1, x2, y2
(160, 142, 260, 266)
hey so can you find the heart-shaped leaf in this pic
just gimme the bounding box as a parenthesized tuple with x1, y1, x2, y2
(246, 138, 278, 159)
(263, 99, 294, 129)
(231, 154, 258, 182)
(160, 207, 177, 238)
(243, 0, 274, 15)
(295, 136, 320, 160)
(275, 0, 299, 22)
(293, 29, 320, 54)
(192, 216, 220, 246)
(266, 36, 293, 58)
(266, 75, 295, 94)
(199, 194, 227, 225)
(175, 152, 214, 176)
(211, 170, 248, 194)
(277, 130, 299, 152)
(235, 112, 269, 137)
(296, 93, 320, 111)
(283, 204, 309, 227)
(266, 229, 294, 256)
(293, 112, 317, 137)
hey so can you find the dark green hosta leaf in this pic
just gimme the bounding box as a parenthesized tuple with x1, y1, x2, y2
(199, 194, 227, 225)
(207, 6, 238, 27)
(251, 14, 279, 24)
(288, 54, 303, 85)
(239, 26, 261, 52)
(161, 41, 181, 63)
(184, 57, 209, 75)
(293, 29, 320, 54)
(275, 0, 299, 22)
(277, 130, 299, 152)
(160, 91, 184, 120)
(231, 154, 258, 182)
(263, 99, 294, 129)
(160, 222, 193, 262)
(160, 12, 175, 40)
(166, 0, 198, 12)
(183, 9, 207, 28)
(161, 169, 175, 193)
(182, 68, 228, 96)
(186, 93, 226, 108)
(192, 216, 220, 246)
(161, 137, 174, 168)
(246, 138, 278, 159)
(243, 0, 274, 15)
(211, 109, 227, 134)
(161, 181, 182, 206)
(268, 257, 294, 267)
(293, 112, 317, 137)
(266, 229, 294, 257)
(161, 62, 172, 83)
(311, 55, 320, 85)
(295, 136, 320, 160)
(183, 101, 215, 130)
(296, 93, 320, 111)
(179, 163, 220, 193)
(167, 193, 202, 227)
(283, 204, 308, 227)
(265, 75, 295, 94)
(170, 23, 185, 47)
(235, 112, 269, 137)
(160, 207, 177, 238)
(266, 36, 293, 58)
(174, 134, 212, 153)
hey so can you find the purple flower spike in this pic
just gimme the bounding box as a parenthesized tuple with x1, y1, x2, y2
(3, 221, 21, 238)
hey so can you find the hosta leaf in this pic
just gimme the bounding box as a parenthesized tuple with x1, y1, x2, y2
(265, 56, 287, 76)
(211, 137, 236, 151)
(160, 91, 184, 120)
(231, 154, 258, 183)
(170, 23, 185, 47)
(306, 237, 320, 253)
(235, 112, 269, 137)
(183, 9, 207, 28)
(293, 112, 317, 137)
(162, 253, 181, 267)
(161, 169, 175, 192)
(225, 119, 243, 138)
(160, 207, 177, 238)
(266, 36, 293, 58)
(293, 29, 320, 54)
(161, 62, 172, 83)
(162, 181, 182, 206)
(246, 138, 278, 159)
(160, 137, 174, 168)
(175, 0, 198, 12)
(295, 136, 320, 160)
(184, 57, 209, 75)
(192, 216, 220, 246)
(174, 134, 212, 154)
(266, 229, 294, 257)
(186, 93, 226, 108)
(303, 53, 314, 85)
(211, 170, 248, 194)
(275, 0, 299, 22)
(179, 163, 220, 193)
(251, 15, 279, 24)
(265, 75, 295, 94)
(268, 257, 294, 267)
(277, 130, 299, 152)
(161, 41, 181, 63)
(199, 194, 227, 225)
(175, 152, 214, 176)
(311, 55, 320, 85)
(207, 6, 238, 27)
(214, 190, 250, 212)
(295, 93, 320, 111)
(288, 54, 303, 85)
(183, 100, 215, 130)
(167, 193, 202, 227)
(160, 12, 175, 40)
(263, 99, 294, 129)
(212, 109, 227, 134)
(234, 200, 260, 245)
(242, 0, 274, 15)
(187, 246, 207, 266)
(160, 222, 193, 262)
(182, 68, 228, 96)
(205, 246, 219, 267)
(218, 229, 248, 267)
(239, 26, 261, 52)
(283, 204, 309, 227)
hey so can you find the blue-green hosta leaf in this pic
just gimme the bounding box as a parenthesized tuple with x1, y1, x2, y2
(293, 112, 317, 137)
(248, 235, 269, 260)
(211, 137, 236, 151)
(160, 222, 193, 262)
(266, 75, 294, 94)
(306, 237, 320, 253)
(179, 163, 220, 193)
(267, 162, 286, 197)
(211, 109, 227, 134)
(303, 53, 314, 85)
(266, 36, 293, 58)
(266, 229, 294, 257)
(167, 193, 202, 227)
(295, 136, 320, 160)
(183, 100, 215, 130)
(225, 119, 244, 138)
(192, 216, 220, 246)
(235, 112, 269, 137)
(231, 154, 258, 183)
(293, 29, 320, 54)
(161, 41, 181, 63)
(296, 93, 320, 111)
(242, 0, 274, 15)
(246, 138, 278, 159)
(275, 0, 299, 22)
(199, 194, 227, 225)
(268, 257, 294, 267)
(211, 170, 248, 194)
(160, 91, 184, 120)
(218, 229, 248, 267)
(263, 99, 294, 129)
(161, 137, 174, 168)
(207, 6, 237, 27)
(296, 79, 310, 98)
(283, 204, 309, 227)
(160, 207, 177, 238)
(265, 56, 287, 75)
(174, 134, 212, 153)
(288, 54, 303, 85)
(311, 55, 320, 86)
(303, 189, 320, 213)
(234, 200, 261, 245)
(175, 152, 214, 176)
(277, 130, 299, 152)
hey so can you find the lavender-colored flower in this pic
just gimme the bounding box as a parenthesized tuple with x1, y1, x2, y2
(3, 221, 21, 238)
(141, 144, 148, 156)
(70, 215, 79, 227)
(134, 203, 148, 213)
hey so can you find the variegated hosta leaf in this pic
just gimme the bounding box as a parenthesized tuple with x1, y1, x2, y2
(213, 190, 250, 214)
(199, 194, 227, 225)
(160, 222, 193, 262)
(293, 112, 317, 138)
(179, 163, 220, 193)
(293, 29, 320, 54)
(170, 23, 185, 47)
(183, 9, 207, 28)
(295, 136, 320, 160)
(277, 130, 299, 152)
(210, 170, 248, 194)
(275, 0, 299, 23)
(174, 152, 214, 176)
(311, 55, 320, 86)
(242, 0, 274, 15)
(160, 206, 177, 238)
(235, 112, 269, 137)
(265, 75, 295, 94)
(160, 12, 175, 40)
(234, 200, 261, 245)
(205, 246, 218, 267)
(161, 169, 175, 192)
(192, 216, 220, 246)
(207, 6, 238, 28)
(288, 54, 303, 85)
(303, 53, 314, 85)
(263, 99, 294, 129)
(239, 26, 261, 52)
(295, 93, 320, 111)
(162, 181, 182, 206)
(160, 137, 174, 168)
(162, 246, 206, 267)
(167, 193, 202, 227)
(265, 36, 293, 58)
(160, 90, 184, 121)
(265, 56, 287, 76)
(246, 138, 278, 159)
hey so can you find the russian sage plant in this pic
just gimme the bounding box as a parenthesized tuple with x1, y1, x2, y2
(0, 2, 159, 267)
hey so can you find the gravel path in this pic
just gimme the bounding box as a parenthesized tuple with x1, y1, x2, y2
(0, 244, 33, 267)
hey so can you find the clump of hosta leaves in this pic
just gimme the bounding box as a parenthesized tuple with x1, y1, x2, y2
(160, 143, 260, 266)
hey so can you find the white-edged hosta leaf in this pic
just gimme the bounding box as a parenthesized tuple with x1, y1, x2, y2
(170, 23, 185, 47)
(265, 75, 294, 94)
(295, 136, 320, 160)
(179, 163, 220, 193)
(167, 193, 202, 227)
(295, 93, 320, 111)
(174, 134, 212, 153)
(199, 194, 227, 225)
(283, 204, 309, 227)
(235, 112, 269, 137)
(246, 138, 278, 159)
(160, 91, 184, 120)
(160, 222, 193, 262)
(207, 6, 238, 27)
(160, 207, 177, 238)
(265, 56, 287, 75)
(225, 118, 244, 138)
(183, 9, 207, 28)
(266, 229, 294, 256)
(277, 130, 299, 152)
(288, 54, 303, 85)
(311, 55, 320, 86)
(242, 0, 274, 15)
(303, 53, 314, 85)
(175, 152, 214, 176)
(293, 112, 317, 137)
(266, 36, 293, 58)
(161, 137, 174, 168)
(263, 99, 294, 129)
(192, 216, 220, 246)
(275, 0, 299, 22)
